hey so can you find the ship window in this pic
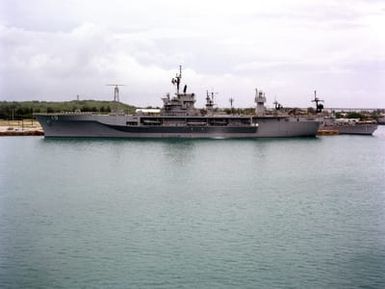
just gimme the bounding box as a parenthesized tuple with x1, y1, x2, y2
(209, 119, 228, 126)
(141, 118, 162, 126)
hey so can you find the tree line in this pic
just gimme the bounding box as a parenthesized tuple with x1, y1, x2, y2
(0, 100, 136, 119)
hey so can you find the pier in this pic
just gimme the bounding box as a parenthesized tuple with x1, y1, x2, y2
(0, 119, 43, 136)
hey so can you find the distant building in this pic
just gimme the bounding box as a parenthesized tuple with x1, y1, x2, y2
(135, 108, 161, 115)
(325, 107, 384, 113)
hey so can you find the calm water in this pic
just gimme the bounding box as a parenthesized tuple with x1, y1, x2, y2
(1, 127, 385, 289)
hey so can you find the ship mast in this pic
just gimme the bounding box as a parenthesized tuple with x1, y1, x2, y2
(311, 90, 324, 113)
(229, 97, 234, 114)
(171, 65, 182, 95)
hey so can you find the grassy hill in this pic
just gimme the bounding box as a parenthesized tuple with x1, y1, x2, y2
(0, 100, 136, 119)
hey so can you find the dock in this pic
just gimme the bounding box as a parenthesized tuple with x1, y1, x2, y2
(0, 119, 44, 136)
(317, 129, 339, 136)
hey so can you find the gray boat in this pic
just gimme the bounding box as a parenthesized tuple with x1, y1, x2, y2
(35, 67, 320, 138)
(311, 91, 378, 135)
(320, 118, 378, 135)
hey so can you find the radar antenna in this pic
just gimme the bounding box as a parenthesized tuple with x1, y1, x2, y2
(106, 84, 125, 102)
(205, 90, 218, 111)
(311, 90, 324, 113)
(273, 98, 283, 110)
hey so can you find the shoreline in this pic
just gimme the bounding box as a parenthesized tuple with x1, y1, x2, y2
(0, 119, 44, 136)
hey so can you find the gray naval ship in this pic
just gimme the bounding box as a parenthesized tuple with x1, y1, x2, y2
(320, 118, 378, 135)
(311, 91, 378, 135)
(35, 67, 321, 138)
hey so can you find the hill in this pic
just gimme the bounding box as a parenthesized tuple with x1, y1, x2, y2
(0, 100, 136, 119)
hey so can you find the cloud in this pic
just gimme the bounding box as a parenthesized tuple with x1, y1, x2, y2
(0, 0, 384, 108)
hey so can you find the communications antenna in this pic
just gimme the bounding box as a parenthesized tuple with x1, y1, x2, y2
(106, 84, 125, 102)
(229, 97, 234, 112)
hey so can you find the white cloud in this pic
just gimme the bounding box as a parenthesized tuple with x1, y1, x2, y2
(0, 0, 384, 108)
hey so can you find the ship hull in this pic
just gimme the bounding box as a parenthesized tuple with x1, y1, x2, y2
(36, 114, 320, 138)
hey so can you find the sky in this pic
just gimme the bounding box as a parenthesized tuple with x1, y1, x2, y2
(0, 0, 384, 108)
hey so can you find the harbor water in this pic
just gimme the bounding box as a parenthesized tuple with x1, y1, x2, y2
(1, 127, 385, 288)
